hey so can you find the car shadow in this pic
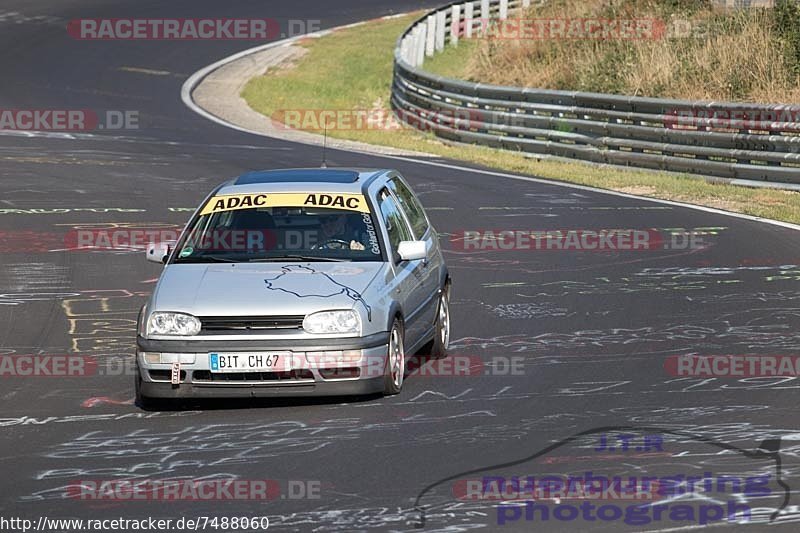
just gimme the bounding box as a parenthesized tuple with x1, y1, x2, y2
(138, 392, 385, 412)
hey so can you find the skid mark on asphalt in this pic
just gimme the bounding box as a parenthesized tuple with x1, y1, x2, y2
(0, 262, 70, 291)
(118, 67, 173, 76)
(81, 396, 134, 408)
(0, 11, 61, 25)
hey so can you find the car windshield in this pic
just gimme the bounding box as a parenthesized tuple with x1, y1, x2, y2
(172, 205, 383, 263)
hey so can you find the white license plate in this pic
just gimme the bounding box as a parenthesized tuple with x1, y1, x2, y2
(209, 352, 291, 372)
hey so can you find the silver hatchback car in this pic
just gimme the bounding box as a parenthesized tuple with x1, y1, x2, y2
(136, 168, 450, 407)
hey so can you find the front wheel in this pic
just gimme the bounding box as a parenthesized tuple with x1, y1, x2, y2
(383, 319, 405, 395)
(431, 281, 451, 359)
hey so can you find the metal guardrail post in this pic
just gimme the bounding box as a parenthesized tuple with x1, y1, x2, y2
(435, 10, 446, 51)
(415, 25, 426, 66)
(464, 2, 474, 38)
(425, 15, 436, 58)
(451, 5, 461, 46)
(480, 0, 490, 25)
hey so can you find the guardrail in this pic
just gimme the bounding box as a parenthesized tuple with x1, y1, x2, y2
(391, 0, 800, 184)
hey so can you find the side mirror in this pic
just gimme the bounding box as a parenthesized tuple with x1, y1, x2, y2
(397, 240, 428, 261)
(146, 242, 171, 264)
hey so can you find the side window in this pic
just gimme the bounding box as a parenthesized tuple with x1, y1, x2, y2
(388, 177, 429, 239)
(378, 188, 412, 261)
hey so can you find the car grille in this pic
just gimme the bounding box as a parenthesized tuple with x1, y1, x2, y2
(198, 315, 304, 334)
(192, 369, 314, 382)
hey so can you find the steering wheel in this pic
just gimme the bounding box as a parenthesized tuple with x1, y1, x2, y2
(312, 239, 350, 250)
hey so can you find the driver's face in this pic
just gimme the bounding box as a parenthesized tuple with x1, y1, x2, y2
(321, 214, 346, 238)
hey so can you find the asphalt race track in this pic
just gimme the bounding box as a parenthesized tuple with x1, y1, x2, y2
(1, 1, 800, 531)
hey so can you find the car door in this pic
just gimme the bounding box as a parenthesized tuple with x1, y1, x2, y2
(376, 186, 430, 349)
(387, 175, 441, 339)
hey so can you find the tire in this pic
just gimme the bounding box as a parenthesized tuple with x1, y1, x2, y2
(431, 281, 451, 359)
(383, 318, 406, 395)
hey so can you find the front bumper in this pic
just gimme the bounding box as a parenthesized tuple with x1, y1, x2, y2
(136, 332, 389, 398)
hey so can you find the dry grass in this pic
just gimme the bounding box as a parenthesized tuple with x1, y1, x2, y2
(457, 0, 800, 102)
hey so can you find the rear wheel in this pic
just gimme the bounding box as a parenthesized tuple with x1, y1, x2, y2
(431, 281, 451, 359)
(383, 319, 405, 395)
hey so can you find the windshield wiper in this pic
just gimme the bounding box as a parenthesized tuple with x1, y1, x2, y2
(174, 255, 240, 263)
(248, 255, 350, 262)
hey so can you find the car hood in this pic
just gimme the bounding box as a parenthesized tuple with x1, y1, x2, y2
(152, 262, 384, 317)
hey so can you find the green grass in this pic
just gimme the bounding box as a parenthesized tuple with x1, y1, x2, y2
(242, 13, 800, 224)
(424, 39, 478, 78)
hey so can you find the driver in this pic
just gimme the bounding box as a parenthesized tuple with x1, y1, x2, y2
(319, 213, 365, 250)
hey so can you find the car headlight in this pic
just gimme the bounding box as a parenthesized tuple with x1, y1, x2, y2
(303, 310, 361, 335)
(147, 312, 201, 336)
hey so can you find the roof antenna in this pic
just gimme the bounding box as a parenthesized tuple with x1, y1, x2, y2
(320, 120, 328, 168)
